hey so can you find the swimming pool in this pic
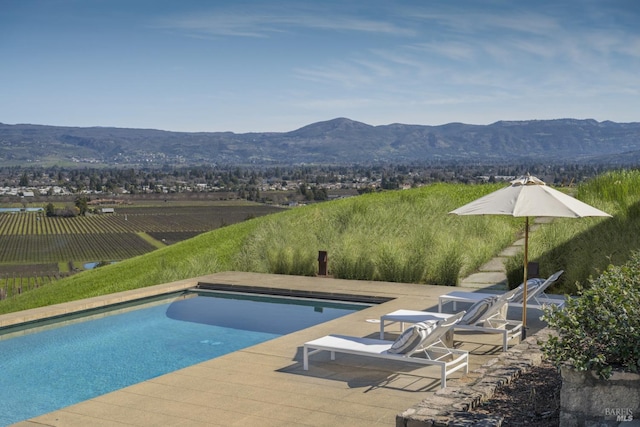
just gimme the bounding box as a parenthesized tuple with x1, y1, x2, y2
(0, 291, 369, 426)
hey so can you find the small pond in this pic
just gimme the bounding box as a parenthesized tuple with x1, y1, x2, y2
(83, 261, 118, 269)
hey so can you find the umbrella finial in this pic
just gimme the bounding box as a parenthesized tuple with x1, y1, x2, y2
(511, 174, 546, 187)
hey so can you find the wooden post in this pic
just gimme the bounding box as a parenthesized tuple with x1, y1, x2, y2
(522, 217, 529, 339)
(317, 251, 328, 276)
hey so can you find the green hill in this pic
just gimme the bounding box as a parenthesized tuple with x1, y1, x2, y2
(2, 172, 638, 316)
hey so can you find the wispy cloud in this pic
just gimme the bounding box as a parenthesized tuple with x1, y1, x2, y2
(153, 4, 415, 39)
(406, 8, 559, 38)
(293, 14, 416, 36)
(152, 13, 285, 38)
(409, 42, 477, 62)
(294, 62, 378, 88)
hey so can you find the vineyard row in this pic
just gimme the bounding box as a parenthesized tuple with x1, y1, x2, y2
(0, 212, 229, 235)
(0, 273, 69, 300)
(0, 233, 157, 263)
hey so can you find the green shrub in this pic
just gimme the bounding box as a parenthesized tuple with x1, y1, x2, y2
(266, 246, 316, 276)
(427, 243, 463, 286)
(540, 252, 640, 379)
(374, 243, 427, 283)
(331, 244, 376, 280)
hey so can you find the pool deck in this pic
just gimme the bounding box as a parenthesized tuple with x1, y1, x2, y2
(4, 269, 550, 427)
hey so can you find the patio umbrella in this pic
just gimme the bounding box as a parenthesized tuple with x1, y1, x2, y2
(449, 174, 611, 338)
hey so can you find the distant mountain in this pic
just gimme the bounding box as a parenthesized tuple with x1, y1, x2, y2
(1, 118, 639, 167)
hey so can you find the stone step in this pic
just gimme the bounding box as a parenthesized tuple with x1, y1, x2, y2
(500, 244, 523, 257)
(478, 257, 508, 273)
(459, 271, 508, 290)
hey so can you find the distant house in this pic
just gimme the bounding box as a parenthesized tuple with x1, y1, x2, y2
(22, 191, 35, 197)
(101, 208, 115, 214)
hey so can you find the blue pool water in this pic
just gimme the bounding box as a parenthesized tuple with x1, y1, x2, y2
(0, 292, 367, 426)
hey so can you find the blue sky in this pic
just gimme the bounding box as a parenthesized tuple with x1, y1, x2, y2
(1, 0, 639, 133)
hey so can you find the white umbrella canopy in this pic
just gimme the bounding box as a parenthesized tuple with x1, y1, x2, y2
(449, 175, 611, 218)
(449, 175, 611, 337)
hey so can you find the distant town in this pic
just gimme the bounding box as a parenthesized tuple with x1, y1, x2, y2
(0, 162, 621, 206)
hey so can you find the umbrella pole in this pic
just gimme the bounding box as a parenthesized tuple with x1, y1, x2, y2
(522, 217, 529, 339)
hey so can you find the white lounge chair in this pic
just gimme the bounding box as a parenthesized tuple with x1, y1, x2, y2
(380, 287, 523, 352)
(378, 311, 454, 339)
(437, 270, 564, 313)
(303, 311, 469, 389)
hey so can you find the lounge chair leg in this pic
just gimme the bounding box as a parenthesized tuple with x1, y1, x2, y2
(303, 346, 309, 370)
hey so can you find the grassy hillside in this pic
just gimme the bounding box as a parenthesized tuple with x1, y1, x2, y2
(233, 184, 521, 282)
(2, 172, 636, 315)
(522, 169, 640, 293)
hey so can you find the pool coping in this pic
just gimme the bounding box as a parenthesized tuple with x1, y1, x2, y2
(195, 281, 394, 304)
(0, 277, 199, 330)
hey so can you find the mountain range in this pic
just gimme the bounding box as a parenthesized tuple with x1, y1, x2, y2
(1, 118, 639, 167)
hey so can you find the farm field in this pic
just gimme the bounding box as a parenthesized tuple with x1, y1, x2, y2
(0, 202, 284, 276)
